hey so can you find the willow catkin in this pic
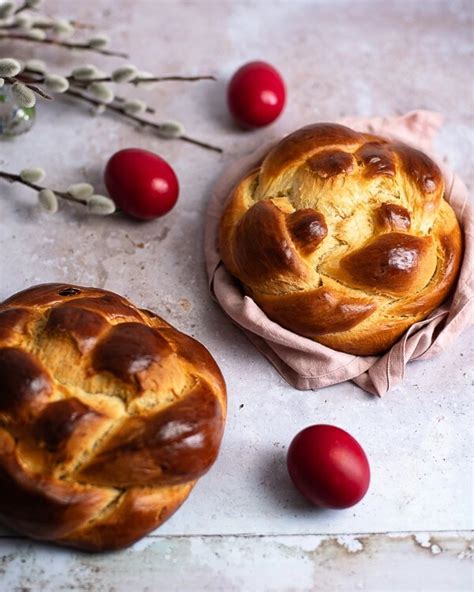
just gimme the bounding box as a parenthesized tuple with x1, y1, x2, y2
(0, 58, 22, 78)
(20, 168, 46, 184)
(38, 189, 58, 214)
(111, 65, 138, 83)
(44, 74, 70, 94)
(87, 195, 116, 215)
(11, 82, 36, 109)
(67, 183, 94, 201)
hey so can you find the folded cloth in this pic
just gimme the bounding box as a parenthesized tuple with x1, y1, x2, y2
(205, 111, 473, 396)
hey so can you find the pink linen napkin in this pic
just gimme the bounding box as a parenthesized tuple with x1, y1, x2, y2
(205, 111, 473, 396)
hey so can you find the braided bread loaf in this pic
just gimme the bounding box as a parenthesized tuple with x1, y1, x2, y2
(219, 123, 462, 355)
(0, 284, 226, 551)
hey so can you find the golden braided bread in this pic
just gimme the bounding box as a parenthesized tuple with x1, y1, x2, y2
(219, 123, 462, 355)
(0, 284, 226, 551)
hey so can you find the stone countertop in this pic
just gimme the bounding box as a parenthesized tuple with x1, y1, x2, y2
(0, 1, 472, 590)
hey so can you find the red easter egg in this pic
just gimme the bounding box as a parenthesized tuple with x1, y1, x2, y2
(105, 148, 179, 220)
(287, 425, 370, 509)
(227, 61, 286, 128)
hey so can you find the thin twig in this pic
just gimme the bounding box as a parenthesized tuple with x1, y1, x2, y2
(70, 75, 217, 85)
(179, 134, 223, 152)
(65, 88, 223, 153)
(0, 170, 87, 205)
(24, 82, 52, 100)
(14, 1, 29, 15)
(132, 75, 216, 83)
(0, 32, 128, 58)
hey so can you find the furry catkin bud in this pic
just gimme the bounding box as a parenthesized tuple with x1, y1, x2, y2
(87, 35, 110, 49)
(20, 167, 46, 184)
(156, 121, 185, 139)
(88, 82, 114, 103)
(25, 59, 47, 74)
(11, 82, 36, 108)
(87, 195, 116, 215)
(44, 74, 69, 93)
(0, 58, 21, 78)
(123, 99, 146, 115)
(71, 64, 100, 80)
(67, 183, 94, 201)
(52, 18, 74, 37)
(38, 189, 58, 214)
(111, 65, 138, 83)
(26, 28, 47, 40)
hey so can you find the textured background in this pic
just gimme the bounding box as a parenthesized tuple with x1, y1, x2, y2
(0, 1, 473, 590)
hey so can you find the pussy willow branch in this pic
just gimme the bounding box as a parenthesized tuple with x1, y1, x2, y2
(61, 74, 216, 109)
(65, 73, 216, 115)
(10, 72, 222, 152)
(0, 32, 128, 58)
(65, 88, 223, 153)
(23, 72, 216, 92)
(0, 17, 93, 30)
(70, 75, 217, 85)
(0, 20, 90, 31)
(0, 171, 88, 206)
(16, 70, 155, 114)
(17, 70, 216, 115)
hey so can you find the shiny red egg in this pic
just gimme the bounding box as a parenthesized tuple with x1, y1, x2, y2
(104, 148, 179, 220)
(227, 61, 286, 128)
(287, 425, 370, 509)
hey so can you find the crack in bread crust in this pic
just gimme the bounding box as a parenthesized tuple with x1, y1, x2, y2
(0, 284, 227, 551)
(219, 123, 462, 356)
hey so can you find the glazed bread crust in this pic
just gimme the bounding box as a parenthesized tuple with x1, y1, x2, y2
(219, 123, 462, 355)
(0, 284, 226, 551)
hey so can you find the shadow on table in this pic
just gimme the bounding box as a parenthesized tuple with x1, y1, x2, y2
(258, 447, 324, 516)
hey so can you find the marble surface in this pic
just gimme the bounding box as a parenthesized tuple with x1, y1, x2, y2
(0, 0, 472, 590)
